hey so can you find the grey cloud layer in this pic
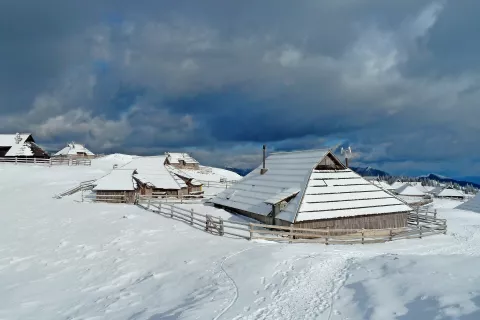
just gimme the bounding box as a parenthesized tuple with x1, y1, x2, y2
(0, 0, 479, 175)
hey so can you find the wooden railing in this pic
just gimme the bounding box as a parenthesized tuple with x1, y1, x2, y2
(137, 196, 447, 245)
(54, 179, 96, 199)
(0, 157, 91, 166)
(134, 194, 217, 204)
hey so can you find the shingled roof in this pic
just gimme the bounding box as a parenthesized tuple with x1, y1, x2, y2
(211, 149, 411, 223)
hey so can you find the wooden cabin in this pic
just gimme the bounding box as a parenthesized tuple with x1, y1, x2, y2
(164, 152, 200, 170)
(211, 149, 412, 230)
(0, 133, 49, 158)
(92, 169, 138, 203)
(54, 142, 95, 159)
(123, 156, 203, 199)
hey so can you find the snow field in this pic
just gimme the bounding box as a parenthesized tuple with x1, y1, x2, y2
(1, 161, 480, 319)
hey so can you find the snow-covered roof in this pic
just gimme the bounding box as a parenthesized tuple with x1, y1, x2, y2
(0, 133, 31, 146)
(93, 169, 137, 191)
(437, 187, 465, 198)
(211, 149, 411, 223)
(414, 184, 432, 193)
(456, 194, 480, 213)
(122, 156, 187, 190)
(0, 133, 40, 156)
(390, 181, 406, 190)
(165, 152, 199, 164)
(54, 142, 94, 156)
(371, 180, 392, 190)
(165, 165, 203, 186)
(395, 184, 425, 197)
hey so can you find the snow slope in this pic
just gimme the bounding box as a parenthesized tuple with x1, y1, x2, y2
(2, 161, 480, 319)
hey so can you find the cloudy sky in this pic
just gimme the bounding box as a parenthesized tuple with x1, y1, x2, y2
(1, 0, 479, 177)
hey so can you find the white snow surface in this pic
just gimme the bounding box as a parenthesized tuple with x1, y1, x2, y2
(395, 184, 426, 197)
(3, 160, 480, 319)
(122, 156, 187, 189)
(437, 187, 465, 198)
(93, 169, 137, 191)
(165, 152, 199, 164)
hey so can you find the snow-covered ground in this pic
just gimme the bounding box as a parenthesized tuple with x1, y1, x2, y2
(2, 159, 480, 319)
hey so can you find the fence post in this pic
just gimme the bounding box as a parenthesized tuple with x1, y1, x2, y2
(190, 209, 194, 225)
(443, 221, 447, 235)
(361, 229, 365, 244)
(49, 158, 52, 167)
(170, 206, 174, 218)
(389, 228, 393, 241)
(205, 215, 210, 232)
(419, 226, 423, 239)
(147, 198, 151, 210)
(434, 210, 437, 220)
(219, 217, 224, 236)
(15, 157, 17, 165)
(326, 227, 330, 245)
(289, 225, 294, 243)
(417, 214, 419, 226)
(249, 223, 253, 240)
(34, 158, 36, 164)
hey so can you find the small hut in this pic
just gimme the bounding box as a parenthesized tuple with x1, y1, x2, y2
(164, 152, 200, 169)
(436, 187, 465, 200)
(92, 169, 138, 203)
(395, 184, 426, 197)
(0, 133, 49, 158)
(211, 149, 411, 230)
(54, 142, 95, 158)
(122, 156, 203, 198)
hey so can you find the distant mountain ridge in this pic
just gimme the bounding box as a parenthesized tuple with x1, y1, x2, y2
(350, 166, 390, 177)
(421, 173, 480, 189)
(225, 166, 480, 189)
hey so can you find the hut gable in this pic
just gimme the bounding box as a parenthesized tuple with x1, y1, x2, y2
(456, 194, 480, 213)
(0, 133, 49, 157)
(93, 169, 138, 191)
(54, 142, 94, 157)
(211, 149, 411, 225)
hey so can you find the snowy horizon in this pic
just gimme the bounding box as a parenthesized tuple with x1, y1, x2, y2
(1, 1, 480, 177)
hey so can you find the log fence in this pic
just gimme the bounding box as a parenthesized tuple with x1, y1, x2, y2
(136, 196, 447, 245)
(0, 157, 91, 166)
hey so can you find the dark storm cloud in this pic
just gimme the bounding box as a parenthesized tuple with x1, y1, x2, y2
(1, 0, 479, 175)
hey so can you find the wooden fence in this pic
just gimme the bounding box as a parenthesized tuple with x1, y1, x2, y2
(0, 157, 91, 166)
(137, 196, 447, 245)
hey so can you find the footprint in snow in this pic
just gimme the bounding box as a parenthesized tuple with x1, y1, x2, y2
(253, 290, 260, 295)
(254, 297, 266, 305)
(260, 277, 266, 285)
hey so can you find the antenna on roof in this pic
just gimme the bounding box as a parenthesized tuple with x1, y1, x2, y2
(341, 146, 352, 167)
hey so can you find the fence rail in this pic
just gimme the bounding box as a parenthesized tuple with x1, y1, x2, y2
(136, 196, 447, 245)
(0, 157, 91, 166)
(54, 179, 97, 199)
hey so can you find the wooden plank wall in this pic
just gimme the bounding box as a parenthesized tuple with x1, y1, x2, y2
(293, 212, 408, 230)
